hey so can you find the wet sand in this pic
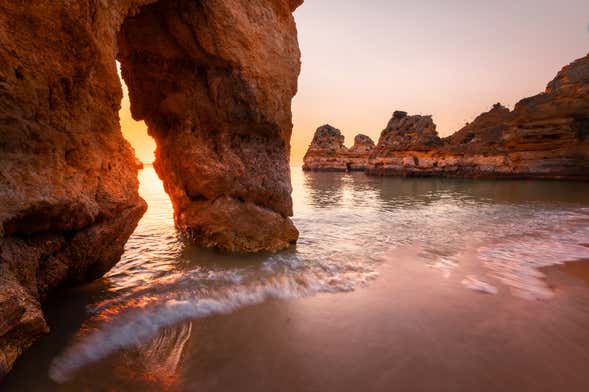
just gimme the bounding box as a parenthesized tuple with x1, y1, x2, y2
(546, 259, 589, 288)
(563, 260, 589, 287)
(6, 249, 589, 391)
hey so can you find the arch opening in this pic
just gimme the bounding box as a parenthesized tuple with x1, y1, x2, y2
(117, 61, 155, 165)
(115, 0, 301, 253)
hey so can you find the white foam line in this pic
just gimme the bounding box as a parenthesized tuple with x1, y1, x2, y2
(49, 275, 323, 383)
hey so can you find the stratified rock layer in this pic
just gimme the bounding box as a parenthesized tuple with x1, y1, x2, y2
(302, 125, 374, 171)
(0, 0, 302, 377)
(368, 54, 589, 179)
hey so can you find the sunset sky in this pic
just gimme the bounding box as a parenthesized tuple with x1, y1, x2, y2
(120, 0, 589, 164)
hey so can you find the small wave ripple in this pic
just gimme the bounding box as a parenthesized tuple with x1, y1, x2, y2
(48, 168, 589, 381)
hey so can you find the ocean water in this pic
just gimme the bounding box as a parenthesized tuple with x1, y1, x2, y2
(4, 166, 589, 391)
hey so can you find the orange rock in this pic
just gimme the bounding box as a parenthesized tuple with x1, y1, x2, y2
(118, 0, 301, 253)
(367, 54, 589, 179)
(0, 0, 302, 376)
(303, 125, 375, 171)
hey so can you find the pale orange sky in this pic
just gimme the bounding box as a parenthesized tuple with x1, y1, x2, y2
(120, 0, 589, 164)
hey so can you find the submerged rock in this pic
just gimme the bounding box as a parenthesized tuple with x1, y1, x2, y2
(0, 0, 302, 376)
(303, 125, 375, 171)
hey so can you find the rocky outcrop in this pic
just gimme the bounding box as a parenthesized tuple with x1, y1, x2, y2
(118, 0, 301, 253)
(302, 125, 349, 171)
(374, 111, 441, 151)
(348, 134, 376, 170)
(302, 125, 375, 171)
(443, 103, 512, 152)
(0, 0, 302, 377)
(368, 54, 589, 179)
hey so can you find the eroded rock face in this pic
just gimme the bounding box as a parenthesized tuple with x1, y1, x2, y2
(443, 103, 512, 152)
(303, 125, 375, 171)
(118, 0, 301, 253)
(0, 0, 302, 376)
(303, 125, 349, 171)
(0, 0, 148, 376)
(348, 134, 376, 170)
(350, 134, 375, 152)
(374, 111, 441, 153)
(368, 54, 589, 179)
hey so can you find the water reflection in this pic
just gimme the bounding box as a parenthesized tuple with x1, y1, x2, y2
(302, 171, 347, 208)
(296, 169, 589, 301)
(133, 322, 192, 387)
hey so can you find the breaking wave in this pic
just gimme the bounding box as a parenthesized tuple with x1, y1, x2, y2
(49, 252, 379, 382)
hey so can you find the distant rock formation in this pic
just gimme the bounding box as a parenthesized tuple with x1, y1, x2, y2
(367, 53, 589, 179)
(303, 125, 375, 171)
(348, 134, 376, 170)
(303, 55, 588, 179)
(302, 125, 350, 171)
(376, 111, 441, 152)
(0, 0, 302, 377)
(443, 104, 512, 151)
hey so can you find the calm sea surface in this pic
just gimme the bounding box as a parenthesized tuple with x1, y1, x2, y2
(5, 166, 589, 391)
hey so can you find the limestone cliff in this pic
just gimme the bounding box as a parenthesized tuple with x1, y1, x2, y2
(302, 125, 375, 171)
(0, 0, 302, 377)
(368, 54, 589, 179)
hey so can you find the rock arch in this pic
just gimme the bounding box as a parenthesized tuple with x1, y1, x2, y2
(0, 0, 302, 376)
(117, 0, 300, 252)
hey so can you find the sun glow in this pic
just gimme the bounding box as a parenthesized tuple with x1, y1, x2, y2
(117, 62, 156, 164)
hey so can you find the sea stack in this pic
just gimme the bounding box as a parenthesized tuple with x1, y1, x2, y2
(367, 111, 445, 175)
(118, 0, 302, 253)
(303, 125, 375, 171)
(302, 54, 589, 179)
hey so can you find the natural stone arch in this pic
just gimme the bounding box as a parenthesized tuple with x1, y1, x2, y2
(117, 0, 300, 252)
(0, 0, 302, 376)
